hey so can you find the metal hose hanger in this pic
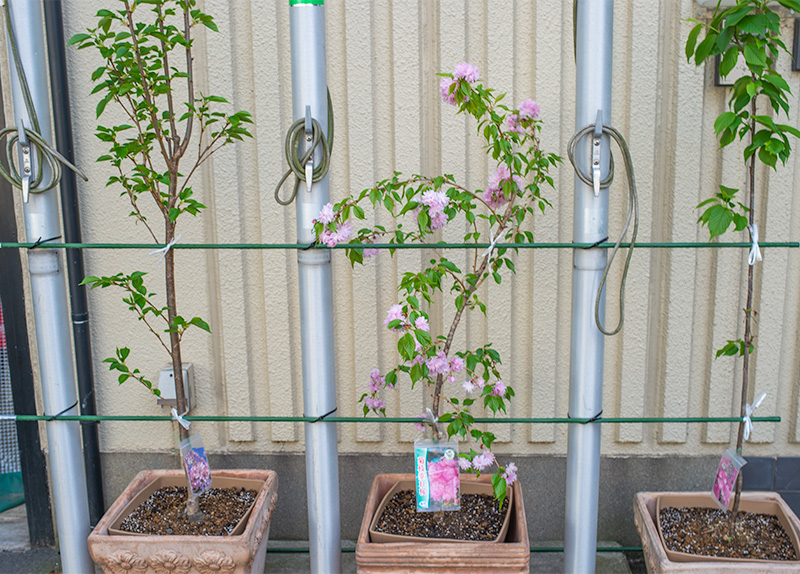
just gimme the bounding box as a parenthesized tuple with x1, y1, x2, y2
(567, 123, 639, 336)
(274, 89, 334, 205)
(0, 0, 87, 202)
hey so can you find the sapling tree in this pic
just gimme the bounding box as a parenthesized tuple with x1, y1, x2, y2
(315, 63, 560, 504)
(70, 0, 252, 518)
(686, 0, 800, 535)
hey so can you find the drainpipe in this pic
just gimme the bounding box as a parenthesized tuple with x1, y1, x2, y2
(43, 0, 105, 527)
(564, 1, 613, 573)
(289, 2, 341, 572)
(3, 0, 93, 571)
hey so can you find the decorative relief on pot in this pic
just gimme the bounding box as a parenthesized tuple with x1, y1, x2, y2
(194, 550, 235, 574)
(148, 551, 191, 574)
(105, 551, 148, 573)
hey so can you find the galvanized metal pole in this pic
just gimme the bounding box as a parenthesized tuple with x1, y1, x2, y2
(4, 0, 93, 571)
(289, 2, 342, 573)
(564, 1, 613, 572)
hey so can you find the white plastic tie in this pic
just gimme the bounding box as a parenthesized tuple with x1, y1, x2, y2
(482, 228, 500, 259)
(0, 414, 16, 421)
(149, 234, 182, 264)
(743, 392, 766, 441)
(748, 224, 762, 266)
(171, 407, 191, 430)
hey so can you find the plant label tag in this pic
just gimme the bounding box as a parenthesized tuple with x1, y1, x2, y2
(180, 433, 211, 496)
(414, 438, 460, 512)
(712, 448, 746, 510)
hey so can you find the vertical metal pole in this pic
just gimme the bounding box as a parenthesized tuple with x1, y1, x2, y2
(289, 2, 341, 573)
(4, 0, 93, 571)
(564, 1, 613, 573)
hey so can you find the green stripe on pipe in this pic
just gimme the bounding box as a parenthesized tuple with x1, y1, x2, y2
(289, 0, 323, 4)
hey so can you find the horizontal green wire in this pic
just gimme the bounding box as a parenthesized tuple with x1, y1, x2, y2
(264, 546, 643, 553)
(8, 414, 780, 424)
(1, 241, 797, 250)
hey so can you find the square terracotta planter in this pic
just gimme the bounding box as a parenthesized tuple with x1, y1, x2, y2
(356, 473, 529, 573)
(88, 469, 278, 574)
(634, 491, 800, 573)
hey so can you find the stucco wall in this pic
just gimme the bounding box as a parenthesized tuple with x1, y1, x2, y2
(8, 0, 800, 461)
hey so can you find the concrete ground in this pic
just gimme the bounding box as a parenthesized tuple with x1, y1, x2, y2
(0, 504, 633, 573)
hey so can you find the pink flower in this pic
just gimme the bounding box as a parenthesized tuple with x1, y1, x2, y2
(453, 62, 480, 83)
(415, 316, 430, 332)
(506, 113, 523, 133)
(430, 210, 449, 230)
(428, 457, 460, 502)
(426, 351, 451, 376)
(414, 414, 427, 432)
(384, 304, 405, 331)
(421, 190, 449, 212)
(492, 380, 507, 397)
(484, 165, 523, 209)
(458, 457, 472, 471)
(439, 77, 457, 105)
(446, 374, 457, 384)
(363, 247, 380, 258)
(449, 356, 465, 373)
(319, 221, 352, 247)
(502, 462, 518, 486)
(472, 450, 494, 471)
(365, 397, 386, 411)
(462, 380, 476, 394)
(317, 202, 335, 224)
(368, 369, 385, 393)
(518, 98, 540, 120)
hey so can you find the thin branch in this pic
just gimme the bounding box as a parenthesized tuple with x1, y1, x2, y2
(177, 6, 194, 159)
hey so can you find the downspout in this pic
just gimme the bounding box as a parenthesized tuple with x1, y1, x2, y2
(42, 0, 105, 527)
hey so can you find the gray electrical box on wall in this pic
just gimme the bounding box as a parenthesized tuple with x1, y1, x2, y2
(156, 363, 193, 410)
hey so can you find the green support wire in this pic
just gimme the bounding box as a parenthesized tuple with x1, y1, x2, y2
(2, 414, 780, 424)
(264, 546, 644, 553)
(0, 241, 798, 250)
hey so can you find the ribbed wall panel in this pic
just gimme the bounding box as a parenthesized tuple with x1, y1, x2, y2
(22, 0, 798, 458)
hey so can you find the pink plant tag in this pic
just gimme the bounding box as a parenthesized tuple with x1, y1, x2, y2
(414, 438, 460, 512)
(180, 434, 211, 496)
(712, 448, 746, 510)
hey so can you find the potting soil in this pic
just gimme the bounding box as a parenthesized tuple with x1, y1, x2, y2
(119, 486, 257, 536)
(372, 489, 509, 541)
(659, 506, 797, 561)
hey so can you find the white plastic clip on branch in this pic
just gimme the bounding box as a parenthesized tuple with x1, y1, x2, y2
(149, 234, 182, 264)
(748, 223, 762, 266)
(482, 228, 500, 260)
(743, 392, 766, 441)
(171, 407, 191, 430)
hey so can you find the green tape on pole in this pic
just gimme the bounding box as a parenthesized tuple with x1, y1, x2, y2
(290, 0, 324, 5)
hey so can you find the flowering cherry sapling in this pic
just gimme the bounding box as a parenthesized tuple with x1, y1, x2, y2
(314, 63, 561, 505)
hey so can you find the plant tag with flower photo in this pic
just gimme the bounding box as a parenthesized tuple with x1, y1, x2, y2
(180, 434, 212, 496)
(414, 438, 460, 512)
(712, 448, 746, 510)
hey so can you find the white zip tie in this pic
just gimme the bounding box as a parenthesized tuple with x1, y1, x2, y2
(0, 414, 16, 421)
(748, 224, 762, 266)
(743, 392, 766, 441)
(171, 407, 191, 430)
(149, 234, 182, 264)
(482, 227, 500, 259)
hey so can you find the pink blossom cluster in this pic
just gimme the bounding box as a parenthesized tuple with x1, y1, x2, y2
(384, 304, 406, 331)
(440, 62, 480, 105)
(419, 190, 450, 231)
(462, 377, 505, 397)
(471, 450, 495, 471)
(483, 164, 523, 210)
(425, 351, 465, 378)
(364, 396, 386, 411)
(502, 462, 518, 486)
(506, 98, 541, 133)
(314, 203, 353, 247)
(428, 457, 460, 502)
(184, 449, 211, 494)
(368, 369, 386, 393)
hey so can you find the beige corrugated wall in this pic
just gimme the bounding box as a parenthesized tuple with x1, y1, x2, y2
(10, 0, 799, 458)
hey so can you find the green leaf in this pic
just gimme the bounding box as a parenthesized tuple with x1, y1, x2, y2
(718, 47, 738, 80)
(67, 33, 91, 46)
(686, 24, 702, 61)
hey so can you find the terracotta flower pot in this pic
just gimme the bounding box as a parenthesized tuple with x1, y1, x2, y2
(356, 473, 529, 573)
(88, 469, 278, 574)
(634, 491, 800, 573)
